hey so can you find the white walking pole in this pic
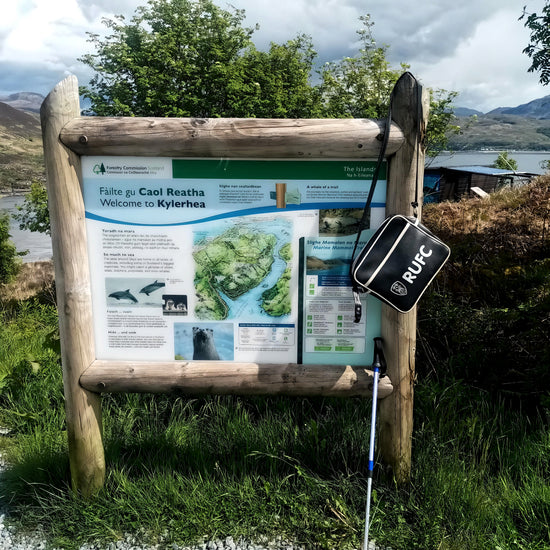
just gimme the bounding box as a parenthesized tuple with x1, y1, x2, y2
(363, 337, 386, 550)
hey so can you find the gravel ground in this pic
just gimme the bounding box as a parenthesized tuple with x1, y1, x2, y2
(0, 448, 386, 550)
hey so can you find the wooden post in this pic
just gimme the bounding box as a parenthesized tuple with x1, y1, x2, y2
(379, 73, 429, 483)
(41, 76, 105, 496)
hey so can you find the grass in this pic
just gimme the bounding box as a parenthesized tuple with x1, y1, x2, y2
(0, 304, 548, 549)
(0, 178, 549, 549)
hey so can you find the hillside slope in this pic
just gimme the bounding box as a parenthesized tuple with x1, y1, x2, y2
(448, 113, 550, 151)
(0, 92, 44, 114)
(0, 102, 44, 193)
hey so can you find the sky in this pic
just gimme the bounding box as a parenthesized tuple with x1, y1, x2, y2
(0, 0, 548, 113)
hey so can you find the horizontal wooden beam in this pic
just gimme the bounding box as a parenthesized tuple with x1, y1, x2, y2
(80, 360, 393, 398)
(60, 117, 404, 158)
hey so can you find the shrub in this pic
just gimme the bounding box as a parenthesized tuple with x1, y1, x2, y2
(419, 176, 550, 404)
(13, 180, 50, 235)
(0, 212, 22, 284)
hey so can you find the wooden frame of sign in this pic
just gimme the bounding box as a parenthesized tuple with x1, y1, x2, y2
(41, 73, 427, 495)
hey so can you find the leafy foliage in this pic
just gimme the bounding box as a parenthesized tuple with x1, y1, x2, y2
(521, 3, 550, 85)
(425, 88, 461, 157)
(420, 176, 550, 400)
(491, 151, 519, 171)
(2, 180, 549, 549)
(13, 180, 50, 235)
(79, 1, 458, 137)
(0, 213, 22, 284)
(318, 15, 406, 119)
(79, 0, 321, 118)
(226, 34, 322, 118)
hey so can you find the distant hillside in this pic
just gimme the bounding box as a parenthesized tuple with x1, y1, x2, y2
(449, 95, 550, 150)
(487, 95, 550, 119)
(0, 101, 44, 193)
(0, 101, 41, 137)
(448, 113, 550, 151)
(0, 92, 44, 114)
(454, 107, 484, 117)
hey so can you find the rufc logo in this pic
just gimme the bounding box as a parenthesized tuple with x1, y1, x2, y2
(391, 281, 407, 296)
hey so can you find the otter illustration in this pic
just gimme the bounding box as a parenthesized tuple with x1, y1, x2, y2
(192, 327, 220, 360)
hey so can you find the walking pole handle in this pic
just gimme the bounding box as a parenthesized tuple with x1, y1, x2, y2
(373, 337, 387, 377)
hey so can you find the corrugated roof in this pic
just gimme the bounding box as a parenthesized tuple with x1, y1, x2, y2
(435, 165, 534, 176)
(445, 165, 517, 176)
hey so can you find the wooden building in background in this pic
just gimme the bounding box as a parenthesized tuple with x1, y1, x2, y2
(424, 165, 536, 202)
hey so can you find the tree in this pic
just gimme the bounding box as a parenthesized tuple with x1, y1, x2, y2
(319, 15, 406, 119)
(520, 3, 550, 84)
(424, 88, 462, 157)
(319, 15, 460, 156)
(13, 181, 50, 235)
(227, 34, 322, 118)
(492, 151, 518, 171)
(79, 0, 321, 118)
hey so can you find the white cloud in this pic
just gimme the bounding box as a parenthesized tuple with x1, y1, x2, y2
(2, 0, 85, 60)
(409, 7, 548, 111)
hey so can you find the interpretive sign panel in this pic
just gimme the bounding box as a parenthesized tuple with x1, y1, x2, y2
(81, 157, 386, 365)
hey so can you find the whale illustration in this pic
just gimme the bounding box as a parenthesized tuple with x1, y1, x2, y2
(108, 289, 138, 303)
(139, 280, 165, 296)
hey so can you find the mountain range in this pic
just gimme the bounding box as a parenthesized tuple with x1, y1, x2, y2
(453, 95, 550, 119)
(449, 96, 550, 150)
(0, 92, 44, 114)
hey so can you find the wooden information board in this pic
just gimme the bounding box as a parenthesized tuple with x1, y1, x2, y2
(41, 73, 426, 494)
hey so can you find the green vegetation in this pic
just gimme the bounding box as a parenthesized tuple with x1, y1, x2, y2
(491, 151, 518, 171)
(521, 2, 550, 85)
(12, 180, 50, 235)
(0, 213, 22, 284)
(78, 0, 320, 119)
(78, 0, 456, 144)
(9, 0, 460, 236)
(0, 178, 549, 549)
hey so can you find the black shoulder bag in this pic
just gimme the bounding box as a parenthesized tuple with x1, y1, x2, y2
(350, 80, 450, 320)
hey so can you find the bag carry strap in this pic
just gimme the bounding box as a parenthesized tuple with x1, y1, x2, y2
(351, 73, 423, 322)
(351, 93, 393, 322)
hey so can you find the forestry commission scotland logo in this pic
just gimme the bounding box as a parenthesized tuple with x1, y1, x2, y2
(391, 281, 407, 296)
(93, 163, 106, 175)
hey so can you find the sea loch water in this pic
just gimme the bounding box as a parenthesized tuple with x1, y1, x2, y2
(0, 195, 52, 262)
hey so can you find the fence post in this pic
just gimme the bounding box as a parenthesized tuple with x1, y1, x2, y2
(378, 72, 429, 483)
(41, 75, 105, 495)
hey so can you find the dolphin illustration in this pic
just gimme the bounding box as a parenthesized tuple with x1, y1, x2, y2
(139, 280, 165, 296)
(108, 289, 138, 303)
